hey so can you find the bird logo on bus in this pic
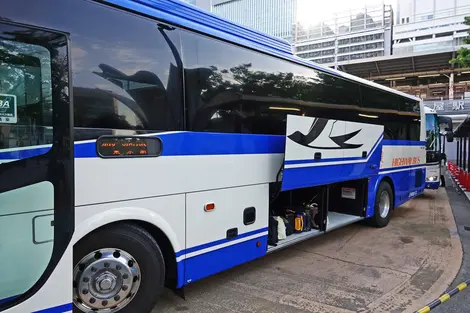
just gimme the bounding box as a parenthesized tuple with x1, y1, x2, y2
(288, 118, 363, 150)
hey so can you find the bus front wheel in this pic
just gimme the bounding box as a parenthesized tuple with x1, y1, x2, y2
(73, 223, 165, 313)
(369, 181, 393, 228)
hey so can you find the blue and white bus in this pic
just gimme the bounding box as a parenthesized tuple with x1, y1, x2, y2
(424, 107, 453, 189)
(0, 1, 426, 313)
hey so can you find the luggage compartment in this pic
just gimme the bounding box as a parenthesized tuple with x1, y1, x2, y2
(327, 179, 367, 231)
(267, 178, 366, 252)
(267, 114, 382, 252)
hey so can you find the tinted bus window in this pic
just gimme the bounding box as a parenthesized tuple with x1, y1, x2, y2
(399, 99, 420, 113)
(181, 31, 361, 135)
(360, 86, 420, 141)
(70, 5, 183, 134)
(409, 122, 421, 141)
(361, 86, 399, 112)
(0, 41, 52, 149)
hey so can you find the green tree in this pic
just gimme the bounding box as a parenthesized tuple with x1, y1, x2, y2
(449, 16, 470, 66)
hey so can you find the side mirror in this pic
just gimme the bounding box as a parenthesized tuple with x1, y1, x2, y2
(447, 133, 454, 143)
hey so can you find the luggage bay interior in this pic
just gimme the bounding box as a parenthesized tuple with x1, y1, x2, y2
(267, 179, 367, 252)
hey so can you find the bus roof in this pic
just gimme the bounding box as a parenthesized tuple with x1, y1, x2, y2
(100, 0, 421, 103)
(100, 0, 293, 54)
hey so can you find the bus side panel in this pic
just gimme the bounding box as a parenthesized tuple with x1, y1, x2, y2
(380, 142, 426, 203)
(184, 184, 269, 284)
(366, 141, 426, 217)
(3, 247, 73, 313)
(73, 190, 187, 287)
(282, 115, 383, 191)
(366, 170, 423, 218)
(73, 134, 284, 206)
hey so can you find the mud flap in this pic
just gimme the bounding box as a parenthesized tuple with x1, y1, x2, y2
(281, 115, 384, 191)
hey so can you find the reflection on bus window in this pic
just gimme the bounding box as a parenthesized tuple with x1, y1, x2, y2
(71, 12, 184, 135)
(0, 40, 52, 151)
(0, 39, 55, 304)
(426, 113, 440, 151)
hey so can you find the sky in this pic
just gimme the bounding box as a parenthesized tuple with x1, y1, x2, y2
(297, 0, 397, 26)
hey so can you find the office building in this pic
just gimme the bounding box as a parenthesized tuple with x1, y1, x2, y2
(325, 0, 470, 137)
(393, 0, 470, 55)
(292, 4, 393, 65)
(211, 0, 297, 40)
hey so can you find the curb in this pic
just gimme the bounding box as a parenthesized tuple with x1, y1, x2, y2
(447, 167, 470, 201)
(397, 186, 463, 313)
(413, 279, 470, 313)
(403, 178, 463, 313)
(409, 170, 468, 313)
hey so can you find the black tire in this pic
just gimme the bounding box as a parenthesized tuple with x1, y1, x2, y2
(73, 223, 165, 313)
(369, 181, 393, 228)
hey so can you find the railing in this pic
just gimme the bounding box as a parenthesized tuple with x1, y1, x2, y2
(411, 5, 470, 23)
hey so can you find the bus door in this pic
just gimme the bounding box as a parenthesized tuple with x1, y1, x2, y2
(0, 23, 74, 313)
(281, 115, 384, 192)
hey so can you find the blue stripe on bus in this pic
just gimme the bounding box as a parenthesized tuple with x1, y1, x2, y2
(0, 300, 73, 313)
(158, 133, 285, 156)
(365, 169, 425, 218)
(0, 132, 424, 161)
(176, 259, 185, 288)
(0, 133, 286, 160)
(184, 227, 268, 255)
(174, 227, 268, 259)
(0, 295, 17, 305)
(382, 140, 425, 146)
(174, 227, 268, 288)
(285, 134, 384, 166)
(184, 236, 268, 285)
(32, 303, 73, 313)
(74, 132, 287, 158)
(0, 146, 53, 160)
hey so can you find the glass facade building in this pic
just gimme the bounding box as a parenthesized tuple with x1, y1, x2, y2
(292, 4, 393, 65)
(212, 0, 297, 40)
(393, 0, 470, 55)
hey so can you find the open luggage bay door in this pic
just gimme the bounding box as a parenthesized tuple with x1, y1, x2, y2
(281, 115, 384, 191)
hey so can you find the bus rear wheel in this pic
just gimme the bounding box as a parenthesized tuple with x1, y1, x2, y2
(73, 223, 165, 313)
(369, 181, 393, 228)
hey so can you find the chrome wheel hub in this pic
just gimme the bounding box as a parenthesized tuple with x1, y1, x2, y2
(73, 248, 141, 312)
(379, 191, 390, 218)
(95, 272, 117, 292)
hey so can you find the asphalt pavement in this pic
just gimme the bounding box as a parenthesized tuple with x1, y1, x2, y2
(432, 173, 470, 313)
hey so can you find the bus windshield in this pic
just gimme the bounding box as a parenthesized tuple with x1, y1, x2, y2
(425, 113, 440, 152)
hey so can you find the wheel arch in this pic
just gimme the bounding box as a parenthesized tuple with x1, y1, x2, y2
(375, 176, 396, 209)
(72, 207, 184, 289)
